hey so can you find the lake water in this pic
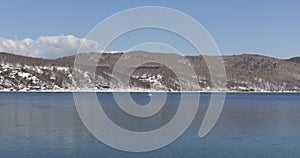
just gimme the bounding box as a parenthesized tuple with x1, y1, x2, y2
(0, 92, 299, 157)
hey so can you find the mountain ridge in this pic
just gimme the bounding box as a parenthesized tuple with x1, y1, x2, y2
(0, 51, 299, 92)
(286, 57, 300, 64)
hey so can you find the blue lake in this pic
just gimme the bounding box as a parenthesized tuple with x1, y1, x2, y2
(0, 92, 300, 157)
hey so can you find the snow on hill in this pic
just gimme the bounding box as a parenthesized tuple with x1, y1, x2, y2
(0, 52, 299, 92)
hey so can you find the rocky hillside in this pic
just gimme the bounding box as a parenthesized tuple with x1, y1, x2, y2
(0, 51, 299, 92)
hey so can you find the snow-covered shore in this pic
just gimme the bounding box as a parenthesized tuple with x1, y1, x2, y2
(1, 52, 300, 94)
(0, 89, 299, 93)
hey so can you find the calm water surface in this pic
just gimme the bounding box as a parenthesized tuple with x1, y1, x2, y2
(0, 92, 299, 157)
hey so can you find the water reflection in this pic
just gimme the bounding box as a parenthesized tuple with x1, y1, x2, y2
(0, 92, 299, 157)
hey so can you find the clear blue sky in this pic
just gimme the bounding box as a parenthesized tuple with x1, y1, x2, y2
(1, 0, 299, 58)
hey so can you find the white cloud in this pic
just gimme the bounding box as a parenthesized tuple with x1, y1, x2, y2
(0, 35, 101, 59)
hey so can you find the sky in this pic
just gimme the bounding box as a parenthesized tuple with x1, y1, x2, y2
(0, 0, 299, 59)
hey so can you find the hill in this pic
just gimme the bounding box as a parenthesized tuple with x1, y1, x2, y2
(286, 57, 300, 64)
(0, 52, 299, 92)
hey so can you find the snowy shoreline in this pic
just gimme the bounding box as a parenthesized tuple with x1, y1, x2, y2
(0, 89, 299, 93)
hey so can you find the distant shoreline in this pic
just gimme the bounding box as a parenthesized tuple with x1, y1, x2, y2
(1, 52, 300, 94)
(0, 90, 299, 93)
